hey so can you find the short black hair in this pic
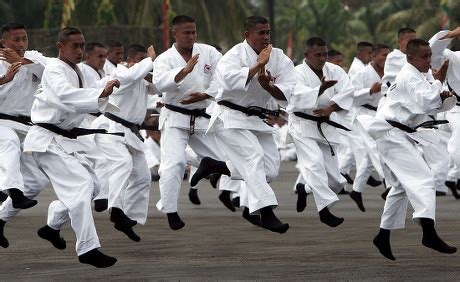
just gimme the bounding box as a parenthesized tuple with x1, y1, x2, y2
(57, 27, 83, 43)
(244, 16, 269, 31)
(172, 15, 195, 29)
(107, 40, 123, 51)
(1, 23, 26, 37)
(306, 37, 327, 49)
(127, 44, 147, 59)
(406, 38, 429, 55)
(372, 43, 390, 54)
(398, 27, 416, 38)
(327, 49, 342, 57)
(357, 41, 373, 50)
(85, 42, 105, 54)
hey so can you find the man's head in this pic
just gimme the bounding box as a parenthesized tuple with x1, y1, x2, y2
(57, 27, 85, 67)
(397, 27, 416, 53)
(371, 43, 390, 69)
(127, 44, 148, 67)
(106, 40, 124, 65)
(1, 23, 28, 57)
(304, 37, 328, 71)
(84, 42, 107, 70)
(406, 39, 431, 73)
(171, 15, 197, 50)
(244, 16, 270, 54)
(356, 41, 373, 64)
(327, 49, 344, 68)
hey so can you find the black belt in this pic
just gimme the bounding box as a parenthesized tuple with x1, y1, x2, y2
(0, 113, 32, 126)
(90, 112, 102, 117)
(104, 113, 144, 141)
(386, 119, 449, 133)
(164, 104, 210, 135)
(35, 123, 124, 139)
(293, 112, 350, 156)
(362, 104, 377, 111)
(217, 101, 279, 120)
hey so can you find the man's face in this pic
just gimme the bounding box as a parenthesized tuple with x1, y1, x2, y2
(57, 33, 85, 66)
(172, 22, 197, 50)
(358, 46, 373, 64)
(245, 23, 270, 54)
(408, 45, 431, 73)
(328, 55, 344, 68)
(372, 48, 390, 69)
(305, 45, 328, 71)
(1, 28, 28, 57)
(85, 46, 107, 70)
(128, 52, 147, 67)
(398, 32, 416, 52)
(107, 46, 124, 64)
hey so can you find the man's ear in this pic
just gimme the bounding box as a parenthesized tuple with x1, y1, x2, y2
(0, 38, 5, 47)
(244, 31, 249, 39)
(56, 41, 63, 51)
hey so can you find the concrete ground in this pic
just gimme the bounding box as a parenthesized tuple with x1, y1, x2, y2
(1, 161, 460, 280)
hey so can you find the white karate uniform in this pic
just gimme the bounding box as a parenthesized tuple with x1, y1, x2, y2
(103, 60, 117, 76)
(0, 51, 49, 194)
(429, 30, 460, 185)
(358, 63, 446, 229)
(21, 58, 113, 255)
(208, 40, 295, 213)
(287, 61, 352, 211)
(337, 57, 367, 176)
(153, 43, 226, 214)
(349, 64, 384, 193)
(92, 57, 154, 224)
(381, 49, 406, 96)
(348, 57, 366, 79)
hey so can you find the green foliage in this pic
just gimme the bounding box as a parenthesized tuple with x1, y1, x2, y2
(43, 0, 62, 28)
(96, 0, 116, 26)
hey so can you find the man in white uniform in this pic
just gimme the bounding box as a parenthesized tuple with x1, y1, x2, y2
(103, 40, 123, 75)
(93, 44, 156, 241)
(348, 44, 390, 212)
(0, 23, 50, 248)
(288, 37, 353, 227)
(77, 42, 111, 211)
(381, 28, 417, 95)
(339, 41, 376, 187)
(191, 16, 295, 233)
(24, 27, 120, 267)
(348, 41, 373, 79)
(153, 15, 226, 230)
(429, 26, 460, 198)
(0, 23, 49, 209)
(79, 42, 106, 80)
(359, 39, 456, 260)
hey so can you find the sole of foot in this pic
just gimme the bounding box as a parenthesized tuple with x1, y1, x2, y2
(219, 192, 236, 212)
(78, 249, 117, 268)
(167, 213, 185, 230)
(422, 238, 457, 254)
(261, 222, 289, 234)
(37, 225, 66, 250)
(349, 191, 366, 212)
(373, 236, 396, 260)
(188, 189, 201, 205)
(114, 223, 141, 242)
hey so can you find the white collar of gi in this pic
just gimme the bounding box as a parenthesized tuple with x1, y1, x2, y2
(242, 40, 259, 57)
(172, 43, 198, 63)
